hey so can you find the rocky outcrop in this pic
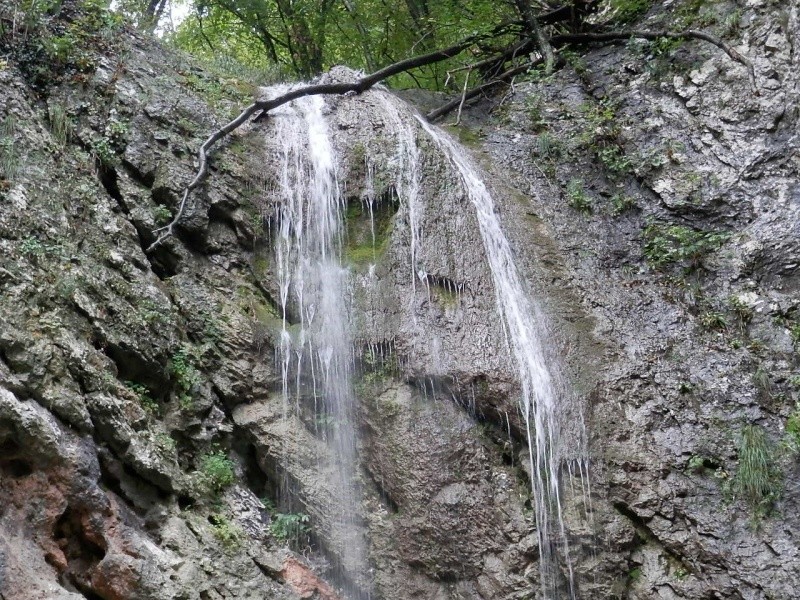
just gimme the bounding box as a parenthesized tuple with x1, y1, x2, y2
(469, 1, 800, 597)
(1, 0, 798, 599)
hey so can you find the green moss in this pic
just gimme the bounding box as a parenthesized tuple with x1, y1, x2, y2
(433, 286, 459, 308)
(344, 198, 394, 269)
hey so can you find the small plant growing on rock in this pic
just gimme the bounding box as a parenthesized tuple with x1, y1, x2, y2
(47, 103, 73, 147)
(790, 323, 800, 346)
(610, 193, 636, 215)
(732, 424, 782, 519)
(209, 513, 243, 549)
(270, 512, 310, 544)
(155, 432, 177, 453)
(687, 455, 706, 473)
(783, 404, 800, 454)
(125, 381, 159, 414)
(642, 223, 729, 271)
(566, 179, 591, 213)
(0, 115, 20, 185)
(199, 450, 236, 494)
(19, 236, 45, 258)
(152, 205, 172, 225)
(170, 345, 201, 408)
(699, 310, 727, 332)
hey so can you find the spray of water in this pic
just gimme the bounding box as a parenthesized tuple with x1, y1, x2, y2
(269, 92, 368, 596)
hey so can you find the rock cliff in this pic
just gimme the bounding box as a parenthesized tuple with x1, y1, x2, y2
(0, 0, 798, 599)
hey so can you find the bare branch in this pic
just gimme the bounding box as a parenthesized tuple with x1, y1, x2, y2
(147, 35, 485, 251)
(148, 24, 757, 252)
(427, 27, 758, 122)
(427, 60, 544, 122)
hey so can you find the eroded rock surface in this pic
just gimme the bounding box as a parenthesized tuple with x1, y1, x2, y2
(1, 0, 798, 599)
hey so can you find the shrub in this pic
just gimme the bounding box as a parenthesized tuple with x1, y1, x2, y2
(125, 381, 159, 414)
(784, 404, 800, 453)
(209, 513, 243, 549)
(642, 223, 729, 270)
(170, 345, 201, 408)
(270, 512, 310, 543)
(199, 450, 236, 494)
(566, 179, 591, 213)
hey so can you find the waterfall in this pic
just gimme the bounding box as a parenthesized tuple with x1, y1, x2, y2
(415, 118, 581, 599)
(375, 93, 423, 290)
(270, 92, 369, 596)
(262, 78, 586, 599)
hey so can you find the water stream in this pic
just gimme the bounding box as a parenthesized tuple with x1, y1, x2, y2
(270, 92, 368, 596)
(416, 117, 579, 598)
(264, 82, 585, 599)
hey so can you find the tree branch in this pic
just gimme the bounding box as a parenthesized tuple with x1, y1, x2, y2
(427, 27, 758, 122)
(146, 35, 484, 251)
(147, 26, 757, 251)
(426, 59, 544, 122)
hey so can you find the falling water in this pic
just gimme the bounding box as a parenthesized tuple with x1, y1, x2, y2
(269, 92, 368, 596)
(375, 93, 423, 288)
(263, 78, 585, 598)
(416, 117, 580, 599)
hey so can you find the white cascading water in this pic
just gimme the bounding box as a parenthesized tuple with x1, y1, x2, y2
(269, 92, 368, 596)
(264, 81, 585, 599)
(375, 93, 423, 289)
(416, 117, 580, 599)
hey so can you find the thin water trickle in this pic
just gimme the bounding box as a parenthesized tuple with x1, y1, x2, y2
(417, 116, 582, 599)
(375, 93, 423, 290)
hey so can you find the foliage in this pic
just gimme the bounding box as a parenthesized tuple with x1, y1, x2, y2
(687, 454, 705, 473)
(609, 193, 636, 215)
(20, 236, 45, 257)
(48, 103, 73, 147)
(785, 404, 800, 454)
(566, 178, 591, 213)
(728, 296, 753, 327)
(642, 223, 729, 271)
(1, 0, 125, 89)
(170, 344, 201, 407)
(608, 0, 653, 24)
(0, 115, 20, 185)
(198, 449, 236, 493)
(752, 364, 771, 400)
(790, 322, 800, 345)
(270, 511, 310, 543)
(732, 425, 782, 518)
(596, 145, 633, 178)
(155, 432, 177, 452)
(125, 380, 159, 414)
(209, 513, 243, 549)
(699, 310, 727, 332)
(168, 0, 518, 89)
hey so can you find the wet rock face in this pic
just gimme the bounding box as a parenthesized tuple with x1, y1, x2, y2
(2, 2, 799, 600)
(472, 1, 800, 598)
(0, 10, 543, 600)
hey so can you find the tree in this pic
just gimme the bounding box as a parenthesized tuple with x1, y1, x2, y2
(148, 11, 755, 249)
